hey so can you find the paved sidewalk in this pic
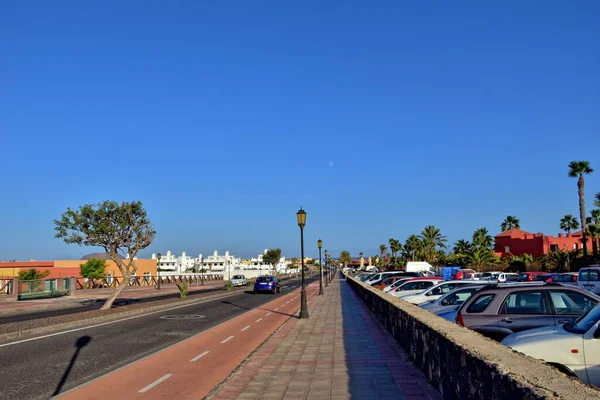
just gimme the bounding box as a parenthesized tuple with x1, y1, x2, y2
(210, 276, 440, 400)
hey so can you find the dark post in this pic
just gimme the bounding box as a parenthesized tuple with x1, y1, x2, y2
(324, 250, 329, 287)
(297, 207, 309, 319)
(156, 253, 162, 290)
(317, 239, 324, 295)
(201, 257, 204, 285)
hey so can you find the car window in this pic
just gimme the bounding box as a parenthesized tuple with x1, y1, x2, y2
(256, 277, 268, 282)
(443, 288, 477, 305)
(466, 294, 495, 313)
(517, 273, 529, 280)
(502, 291, 548, 315)
(505, 275, 518, 282)
(430, 283, 453, 296)
(555, 274, 574, 282)
(381, 278, 394, 285)
(579, 269, 600, 282)
(550, 291, 597, 315)
(400, 282, 420, 290)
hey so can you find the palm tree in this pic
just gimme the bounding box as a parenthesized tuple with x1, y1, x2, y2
(419, 225, 447, 263)
(467, 247, 497, 271)
(379, 244, 388, 268)
(403, 235, 421, 261)
(568, 161, 594, 257)
(453, 239, 471, 255)
(587, 224, 600, 260)
(548, 250, 570, 271)
(339, 251, 351, 266)
(472, 227, 493, 250)
(501, 216, 520, 232)
(388, 238, 402, 266)
(595, 192, 600, 208)
(559, 214, 580, 235)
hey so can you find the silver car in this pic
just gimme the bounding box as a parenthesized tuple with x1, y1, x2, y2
(230, 275, 248, 287)
(419, 284, 487, 313)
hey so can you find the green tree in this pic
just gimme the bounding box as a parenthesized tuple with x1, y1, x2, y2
(568, 161, 594, 257)
(452, 239, 471, 255)
(17, 269, 50, 281)
(548, 250, 570, 271)
(501, 216, 520, 231)
(339, 250, 351, 266)
(587, 224, 600, 260)
(403, 235, 423, 261)
(472, 227, 493, 250)
(388, 238, 402, 265)
(80, 258, 107, 280)
(467, 247, 497, 271)
(595, 192, 600, 208)
(419, 225, 447, 263)
(379, 244, 388, 268)
(560, 214, 580, 235)
(263, 248, 282, 273)
(54, 200, 155, 310)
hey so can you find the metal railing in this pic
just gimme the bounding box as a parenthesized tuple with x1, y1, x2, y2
(75, 274, 224, 290)
(18, 278, 70, 300)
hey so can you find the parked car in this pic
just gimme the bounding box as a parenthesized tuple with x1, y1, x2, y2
(555, 273, 578, 286)
(487, 272, 518, 283)
(399, 280, 489, 305)
(516, 271, 546, 282)
(578, 266, 600, 295)
(451, 269, 476, 280)
(435, 305, 460, 322)
(365, 271, 421, 286)
(420, 285, 488, 313)
(253, 276, 281, 294)
(456, 283, 599, 341)
(390, 277, 443, 297)
(372, 276, 409, 290)
(533, 273, 561, 283)
(230, 275, 248, 287)
(357, 273, 375, 282)
(502, 304, 600, 386)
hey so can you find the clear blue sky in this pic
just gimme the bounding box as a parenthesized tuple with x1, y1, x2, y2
(1, 1, 599, 261)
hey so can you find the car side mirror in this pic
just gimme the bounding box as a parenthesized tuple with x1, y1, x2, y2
(441, 299, 449, 306)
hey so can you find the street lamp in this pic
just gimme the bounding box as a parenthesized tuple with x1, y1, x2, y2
(156, 253, 162, 290)
(201, 257, 205, 285)
(324, 250, 329, 287)
(297, 207, 309, 319)
(317, 239, 324, 295)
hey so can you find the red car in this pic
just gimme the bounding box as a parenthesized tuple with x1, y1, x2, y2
(516, 271, 546, 282)
(451, 269, 476, 280)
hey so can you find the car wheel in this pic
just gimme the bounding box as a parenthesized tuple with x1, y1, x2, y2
(272, 288, 276, 294)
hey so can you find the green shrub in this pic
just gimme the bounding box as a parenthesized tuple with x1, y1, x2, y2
(225, 281, 233, 291)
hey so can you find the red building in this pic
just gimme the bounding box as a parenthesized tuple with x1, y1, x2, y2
(494, 228, 594, 258)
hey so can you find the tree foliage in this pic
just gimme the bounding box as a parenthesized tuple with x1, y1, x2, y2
(263, 248, 282, 272)
(54, 200, 155, 310)
(472, 227, 493, 250)
(560, 214, 580, 234)
(339, 250, 351, 265)
(501, 216, 520, 231)
(80, 258, 107, 280)
(568, 160, 593, 257)
(18, 269, 50, 281)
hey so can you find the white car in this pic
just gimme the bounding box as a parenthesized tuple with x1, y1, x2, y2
(390, 278, 443, 298)
(502, 305, 600, 386)
(399, 280, 488, 305)
(419, 284, 486, 313)
(230, 275, 248, 287)
(578, 266, 600, 295)
(382, 277, 413, 293)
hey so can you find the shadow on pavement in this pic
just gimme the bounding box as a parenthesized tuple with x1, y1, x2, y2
(52, 335, 92, 397)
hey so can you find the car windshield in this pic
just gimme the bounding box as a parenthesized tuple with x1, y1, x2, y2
(564, 305, 600, 334)
(232, 275, 244, 279)
(518, 273, 529, 280)
(256, 277, 272, 283)
(579, 269, 600, 282)
(505, 275, 518, 282)
(533, 275, 550, 281)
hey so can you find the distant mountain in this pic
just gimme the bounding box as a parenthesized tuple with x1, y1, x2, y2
(80, 253, 125, 260)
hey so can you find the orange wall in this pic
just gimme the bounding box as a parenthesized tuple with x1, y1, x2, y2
(54, 259, 158, 276)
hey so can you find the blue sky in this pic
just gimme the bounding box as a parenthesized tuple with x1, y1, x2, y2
(1, 1, 599, 261)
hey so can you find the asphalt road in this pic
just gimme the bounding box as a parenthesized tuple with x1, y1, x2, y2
(0, 276, 318, 400)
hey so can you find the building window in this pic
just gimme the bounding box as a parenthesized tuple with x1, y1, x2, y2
(550, 245, 558, 252)
(504, 246, 510, 253)
(575, 243, 579, 250)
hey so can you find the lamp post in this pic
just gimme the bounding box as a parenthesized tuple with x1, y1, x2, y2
(297, 207, 309, 319)
(201, 257, 205, 285)
(156, 253, 162, 290)
(317, 239, 324, 295)
(324, 250, 329, 287)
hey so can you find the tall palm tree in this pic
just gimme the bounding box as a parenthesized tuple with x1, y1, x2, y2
(419, 225, 447, 262)
(472, 227, 493, 250)
(467, 247, 497, 271)
(379, 244, 388, 268)
(403, 235, 422, 261)
(591, 210, 600, 254)
(388, 238, 402, 265)
(595, 192, 600, 208)
(587, 224, 600, 261)
(453, 239, 472, 255)
(501, 216, 520, 232)
(568, 161, 594, 257)
(559, 214, 580, 235)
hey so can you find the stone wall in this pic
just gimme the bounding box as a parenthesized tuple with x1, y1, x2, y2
(346, 275, 599, 400)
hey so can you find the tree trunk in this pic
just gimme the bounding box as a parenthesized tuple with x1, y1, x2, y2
(101, 276, 128, 310)
(593, 239, 599, 261)
(579, 177, 588, 257)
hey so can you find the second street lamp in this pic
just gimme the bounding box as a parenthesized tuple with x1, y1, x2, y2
(297, 207, 309, 319)
(324, 250, 329, 287)
(317, 239, 324, 295)
(156, 253, 162, 290)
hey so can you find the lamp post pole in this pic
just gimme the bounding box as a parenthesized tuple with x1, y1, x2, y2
(201, 257, 204, 285)
(297, 207, 309, 319)
(324, 250, 329, 287)
(318, 240, 324, 295)
(156, 253, 162, 290)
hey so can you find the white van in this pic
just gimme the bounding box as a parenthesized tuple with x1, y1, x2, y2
(578, 266, 600, 295)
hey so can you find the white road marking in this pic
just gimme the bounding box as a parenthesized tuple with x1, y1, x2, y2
(275, 308, 279, 311)
(266, 312, 272, 316)
(190, 350, 210, 362)
(138, 374, 172, 393)
(255, 318, 263, 322)
(220, 335, 234, 344)
(241, 325, 250, 331)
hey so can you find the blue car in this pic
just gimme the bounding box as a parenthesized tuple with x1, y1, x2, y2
(253, 276, 282, 294)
